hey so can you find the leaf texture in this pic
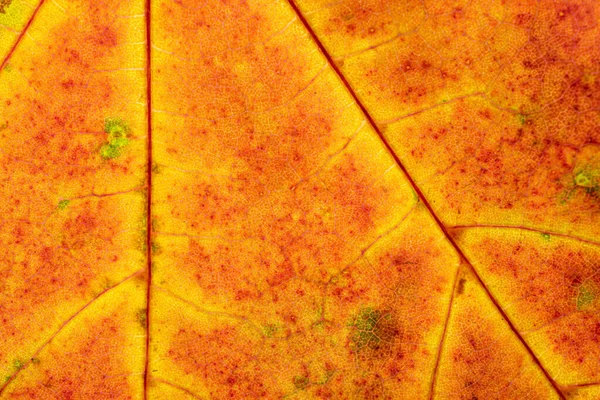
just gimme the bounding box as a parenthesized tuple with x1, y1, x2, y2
(0, 0, 599, 399)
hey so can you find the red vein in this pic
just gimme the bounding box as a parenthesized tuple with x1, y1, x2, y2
(154, 286, 265, 336)
(0, 0, 46, 73)
(378, 92, 485, 125)
(450, 224, 600, 248)
(562, 381, 600, 389)
(428, 265, 462, 400)
(63, 185, 147, 201)
(143, 0, 153, 397)
(285, 1, 566, 398)
(153, 377, 205, 399)
(0, 270, 142, 395)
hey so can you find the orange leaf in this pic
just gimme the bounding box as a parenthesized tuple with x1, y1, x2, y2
(0, 0, 598, 399)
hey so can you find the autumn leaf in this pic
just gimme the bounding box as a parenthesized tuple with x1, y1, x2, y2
(0, 0, 598, 399)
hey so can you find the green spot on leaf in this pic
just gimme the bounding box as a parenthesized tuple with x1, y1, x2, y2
(411, 188, 419, 202)
(263, 323, 281, 338)
(542, 233, 551, 240)
(577, 284, 597, 311)
(12, 359, 23, 370)
(58, 199, 70, 210)
(105, 117, 129, 138)
(575, 171, 594, 188)
(100, 144, 123, 159)
(100, 118, 130, 159)
(293, 376, 309, 390)
(136, 308, 147, 328)
(351, 307, 383, 351)
(316, 369, 335, 385)
(354, 308, 380, 331)
(350, 307, 396, 352)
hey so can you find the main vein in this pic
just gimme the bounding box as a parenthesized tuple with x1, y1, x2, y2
(143, 0, 153, 398)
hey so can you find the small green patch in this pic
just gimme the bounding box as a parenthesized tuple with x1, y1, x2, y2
(12, 359, 23, 370)
(577, 284, 597, 311)
(100, 143, 125, 159)
(517, 113, 527, 126)
(100, 118, 130, 159)
(104, 118, 129, 138)
(316, 369, 335, 385)
(138, 229, 148, 253)
(354, 329, 380, 349)
(350, 307, 396, 352)
(575, 171, 594, 188)
(411, 188, 419, 202)
(560, 165, 600, 204)
(572, 168, 600, 200)
(354, 308, 380, 331)
(151, 217, 160, 232)
(263, 323, 280, 338)
(136, 308, 147, 328)
(58, 199, 70, 210)
(151, 162, 162, 174)
(151, 242, 161, 254)
(293, 376, 309, 390)
(541, 233, 551, 241)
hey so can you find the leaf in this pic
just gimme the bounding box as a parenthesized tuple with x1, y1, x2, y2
(0, 0, 598, 399)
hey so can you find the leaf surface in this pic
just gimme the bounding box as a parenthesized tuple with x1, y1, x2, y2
(0, 0, 599, 399)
